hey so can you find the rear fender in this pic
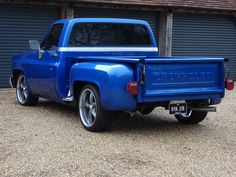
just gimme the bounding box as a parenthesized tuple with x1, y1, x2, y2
(70, 62, 137, 111)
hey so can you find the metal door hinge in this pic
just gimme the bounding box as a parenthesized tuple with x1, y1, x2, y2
(140, 64, 146, 85)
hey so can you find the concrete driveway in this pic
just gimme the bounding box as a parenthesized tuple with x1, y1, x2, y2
(0, 89, 235, 177)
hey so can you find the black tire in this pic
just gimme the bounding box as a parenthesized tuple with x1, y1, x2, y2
(174, 111, 208, 124)
(138, 106, 155, 115)
(78, 84, 113, 132)
(16, 74, 39, 106)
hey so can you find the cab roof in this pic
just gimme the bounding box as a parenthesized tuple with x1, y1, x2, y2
(54, 18, 149, 26)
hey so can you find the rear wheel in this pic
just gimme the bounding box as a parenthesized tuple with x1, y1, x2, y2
(174, 110, 208, 124)
(138, 106, 155, 115)
(78, 84, 113, 132)
(16, 74, 39, 106)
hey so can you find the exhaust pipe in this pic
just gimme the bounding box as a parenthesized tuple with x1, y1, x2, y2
(189, 106, 217, 112)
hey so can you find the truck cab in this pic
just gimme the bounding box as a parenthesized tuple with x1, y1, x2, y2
(10, 18, 233, 132)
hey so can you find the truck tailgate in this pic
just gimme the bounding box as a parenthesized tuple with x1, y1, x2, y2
(138, 57, 225, 102)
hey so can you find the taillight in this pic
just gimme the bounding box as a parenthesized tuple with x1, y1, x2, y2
(127, 81, 139, 95)
(225, 78, 234, 90)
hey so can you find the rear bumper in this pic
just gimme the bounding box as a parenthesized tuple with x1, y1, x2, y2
(138, 91, 224, 103)
(144, 88, 224, 97)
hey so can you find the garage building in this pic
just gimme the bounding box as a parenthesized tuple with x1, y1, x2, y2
(0, 0, 235, 88)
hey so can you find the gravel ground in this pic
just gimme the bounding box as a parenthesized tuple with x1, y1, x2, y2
(0, 88, 235, 177)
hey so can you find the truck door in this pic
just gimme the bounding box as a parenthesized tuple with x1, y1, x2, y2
(29, 24, 63, 101)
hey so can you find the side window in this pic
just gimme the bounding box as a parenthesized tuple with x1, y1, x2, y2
(41, 24, 63, 50)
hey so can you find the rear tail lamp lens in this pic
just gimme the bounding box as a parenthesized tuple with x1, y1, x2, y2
(225, 78, 234, 90)
(127, 81, 139, 95)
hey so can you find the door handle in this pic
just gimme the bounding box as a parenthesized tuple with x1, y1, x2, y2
(38, 50, 45, 59)
(52, 53, 59, 58)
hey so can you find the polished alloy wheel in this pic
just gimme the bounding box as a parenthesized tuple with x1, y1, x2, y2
(16, 75, 28, 104)
(179, 110, 192, 118)
(79, 88, 97, 127)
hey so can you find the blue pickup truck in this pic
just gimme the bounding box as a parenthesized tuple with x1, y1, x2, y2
(10, 18, 233, 132)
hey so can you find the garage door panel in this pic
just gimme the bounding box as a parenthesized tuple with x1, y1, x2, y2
(172, 13, 236, 79)
(0, 5, 58, 88)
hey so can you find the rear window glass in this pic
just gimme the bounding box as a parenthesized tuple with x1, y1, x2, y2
(69, 23, 152, 47)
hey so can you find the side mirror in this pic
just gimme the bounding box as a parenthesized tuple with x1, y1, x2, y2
(29, 40, 40, 50)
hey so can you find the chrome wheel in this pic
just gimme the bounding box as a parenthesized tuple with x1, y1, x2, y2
(175, 110, 207, 124)
(79, 88, 97, 127)
(78, 85, 113, 132)
(16, 75, 28, 104)
(179, 110, 192, 118)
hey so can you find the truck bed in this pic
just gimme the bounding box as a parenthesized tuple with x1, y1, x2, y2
(73, 56, 225, 104)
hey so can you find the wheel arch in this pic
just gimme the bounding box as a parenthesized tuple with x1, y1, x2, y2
(12, 69, 24, 88)
(73, 81, 100, 102)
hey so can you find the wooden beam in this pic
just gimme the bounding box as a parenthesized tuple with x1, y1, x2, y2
(0, 0, 59, 6)
(60, 4, 74, 19)
(166, 11, 173, 56)
(73, 2, 164, 12)
(159, 10, 173, 56)
(159, 11, 167, 56)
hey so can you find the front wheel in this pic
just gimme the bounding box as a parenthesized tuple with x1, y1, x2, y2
(16, 74, 39, 106)
(174, 110, 208, 124)
(78, 84, 113, 132)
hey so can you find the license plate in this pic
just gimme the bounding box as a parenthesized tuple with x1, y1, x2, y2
(169, 103, 187, 114)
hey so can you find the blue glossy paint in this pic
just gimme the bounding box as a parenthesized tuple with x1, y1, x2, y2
(11, 18, 225, 112)
(69, 62, 136, 110)
(139, 57, 225, 102)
